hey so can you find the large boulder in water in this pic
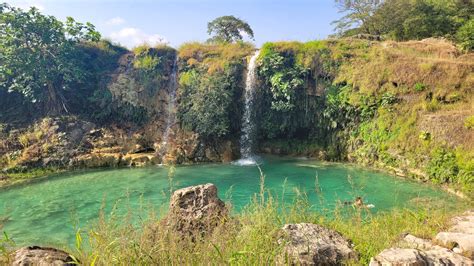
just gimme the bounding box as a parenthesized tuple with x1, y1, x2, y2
(164, 183, 228, 236)
(280, 223, 357, 265)
(12, 246, 74, 266)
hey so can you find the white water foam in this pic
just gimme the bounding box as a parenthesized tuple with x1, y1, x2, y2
(231, 157, 258, 166)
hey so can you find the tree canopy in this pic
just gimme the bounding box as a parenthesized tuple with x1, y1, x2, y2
(0, 3, 101, 115)
(332, 0, 384, 34)
(207, 15, 254, 43)
(333, 0, 474, 51)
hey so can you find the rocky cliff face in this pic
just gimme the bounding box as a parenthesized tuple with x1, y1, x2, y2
(0, 43, 245, 179)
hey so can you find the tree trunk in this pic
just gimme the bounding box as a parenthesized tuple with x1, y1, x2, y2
(46, 82, 68, 116)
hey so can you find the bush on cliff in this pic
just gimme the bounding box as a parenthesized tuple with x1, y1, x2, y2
(177, 42, 253, 140)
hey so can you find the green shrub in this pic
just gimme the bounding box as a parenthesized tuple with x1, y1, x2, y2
(178, 64, 243, 139)
(427, 148, 459, 184)
(456, 18, 474, 52)
(380, 92, 398, 107)
(414, 83, 426, 92)
(464, 116, 474, 129)
(256, 43, 328, 140)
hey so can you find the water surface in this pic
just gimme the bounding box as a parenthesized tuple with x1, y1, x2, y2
(0, 156, 457, 247)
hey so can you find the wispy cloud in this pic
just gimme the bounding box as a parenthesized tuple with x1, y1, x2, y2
(106, 17, 126, 26)
(109, 27, 168, 48)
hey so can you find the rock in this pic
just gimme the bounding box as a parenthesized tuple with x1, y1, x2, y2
(369, 248, 426, 266)
(436, 232, 474, 258)
(12, 246, 74, 266)
(372, 211, 474, 265)
(122, 153, 155, 167)
(72, 153, 122, 168)
(398, 234, 434, 250)
(434, 210, 474, 259)
(372, 245, 473, 266)
(164, 184, 228, 236)
(280, 223, 357, 265)
(450, 221, 474, 234)
(449, 212, 474, 234)
(423, 246, 473, 265)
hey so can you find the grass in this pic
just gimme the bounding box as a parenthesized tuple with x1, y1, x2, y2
(178, 42, 254, 74)
(70, 192, 469, 265)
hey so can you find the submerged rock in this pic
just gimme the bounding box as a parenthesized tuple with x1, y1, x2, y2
(12, 246, 74, 266)
(280, 223, 357, 265)
(164, 183, 228, 236)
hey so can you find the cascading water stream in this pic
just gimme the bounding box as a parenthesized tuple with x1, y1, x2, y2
(234, 50, 260, 166)
(159, 56, 178, 158)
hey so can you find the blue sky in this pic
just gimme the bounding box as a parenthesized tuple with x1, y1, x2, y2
(8, 0, 341, 48)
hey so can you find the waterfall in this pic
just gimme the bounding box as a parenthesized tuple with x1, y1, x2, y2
(159, 56, 178, 158)
(234, 50, 260, 166)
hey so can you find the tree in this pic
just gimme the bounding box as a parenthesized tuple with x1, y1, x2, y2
(207, 15, 254, 43)
(0, 4, 100, 115)
(456, 18, 474, 51)
(332, 0, 384, 35)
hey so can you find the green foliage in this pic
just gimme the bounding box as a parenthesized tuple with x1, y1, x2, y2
(397, 0, 454, 40)
(414, 83, 427, 92)
(334, 0, 474, 48)
(380, 92, 398, 107)
(178, 64, 244, 139)
(207, 15, 254, 43)
(323, 85, 358, 130)
(257, 42, 329, 140)
(332, 0, 383, 34)
(259, 50, 307, 111)
(465, 116, 474, 129)
(134, 55, 159, 70)
(133, 44, 175, 71)
(427, 148, 459, 184)
(0, 3, 101, 115)
(456, 18, 474, 51)
(179, 42, 254, 73)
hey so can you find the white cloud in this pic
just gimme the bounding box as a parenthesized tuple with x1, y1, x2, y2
(109, 27, 168, 48)
(106, 17, 126, 26)
(11, 0, 45, 11)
